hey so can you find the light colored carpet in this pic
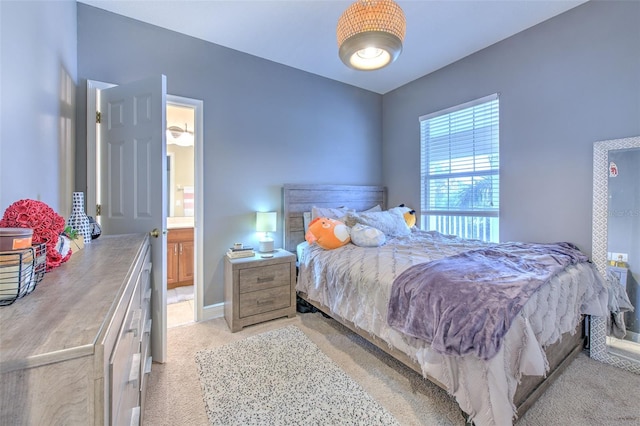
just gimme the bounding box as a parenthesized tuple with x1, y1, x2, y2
(195, 325, 398, 425)
(143, 312, 640, 426)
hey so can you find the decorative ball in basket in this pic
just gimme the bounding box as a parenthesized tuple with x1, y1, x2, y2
(0, 199, 70, 271)
(0, 199, 69, 305)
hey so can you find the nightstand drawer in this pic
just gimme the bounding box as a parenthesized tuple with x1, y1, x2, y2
(239, 285, 291, 318)
(239, 263, 290, 293)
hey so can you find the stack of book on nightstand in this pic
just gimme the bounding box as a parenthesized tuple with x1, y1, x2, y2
(226, 246, 255, 259)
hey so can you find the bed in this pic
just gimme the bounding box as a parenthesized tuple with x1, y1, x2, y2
(283, 184, 609, 425)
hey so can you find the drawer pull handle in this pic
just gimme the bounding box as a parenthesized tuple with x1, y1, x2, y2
(144, 356, 153, 374)
(127, 310, 142, 337)
(130, 406, 141, 426)
(144, 318, 152, 334)
(129, 353, 141, 386)
(257, 276, 275, 284)
(144, 261, 152, 273)
(257, 299, 275, 306)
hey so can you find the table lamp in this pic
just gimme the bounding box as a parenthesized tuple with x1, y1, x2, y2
(256, 211, 277, 253)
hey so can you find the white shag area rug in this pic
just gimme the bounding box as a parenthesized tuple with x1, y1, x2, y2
(195, 325, 400, 425)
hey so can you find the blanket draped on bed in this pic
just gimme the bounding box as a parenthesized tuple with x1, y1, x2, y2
(387, 242, 589, 360)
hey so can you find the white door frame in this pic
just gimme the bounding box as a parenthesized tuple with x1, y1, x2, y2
(86, 80, 204, 323)
(166, 152, 176, 218)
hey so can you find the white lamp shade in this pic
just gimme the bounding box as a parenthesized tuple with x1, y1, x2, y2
(256, 211, 277, 233)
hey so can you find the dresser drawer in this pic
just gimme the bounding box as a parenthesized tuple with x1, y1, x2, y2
(110, 307, 141, 388)
(114, 401, 140, 426)
(139, 319, 152, 426)
(139, 255, 152, 351)
(110, 268, 143, 425)
(110, 321, 141, 426)
(137, 248, 152, 425)
(239, 285, 291, 318)
(239, 263, 290, 293)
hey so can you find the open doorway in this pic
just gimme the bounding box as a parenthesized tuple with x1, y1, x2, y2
(166, 102, 196, 327)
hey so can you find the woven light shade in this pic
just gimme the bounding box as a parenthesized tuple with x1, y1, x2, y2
(337, 0, 406, 71)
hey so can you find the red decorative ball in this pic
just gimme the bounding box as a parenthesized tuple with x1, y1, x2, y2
(0, 199, 71, 271)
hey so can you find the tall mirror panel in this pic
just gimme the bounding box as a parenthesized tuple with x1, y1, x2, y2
(591, 136, 640, 374)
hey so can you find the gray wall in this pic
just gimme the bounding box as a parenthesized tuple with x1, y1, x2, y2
(382, 0, 640, 257)
(0, 0, 77, 217)
(76, 4, 382, 306)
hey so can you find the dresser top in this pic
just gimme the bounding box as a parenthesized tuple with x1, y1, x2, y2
(0, 234, 148, 373)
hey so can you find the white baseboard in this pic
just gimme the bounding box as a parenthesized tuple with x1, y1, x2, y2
(201, 302, 225, 321)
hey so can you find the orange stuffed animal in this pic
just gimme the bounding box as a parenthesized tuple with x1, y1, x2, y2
(305, 217, 351, 250)
(396, 204, 416, 228)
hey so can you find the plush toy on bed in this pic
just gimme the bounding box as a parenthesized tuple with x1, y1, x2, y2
(305, 217, 351, 250)
(395, 204, 417, 228)
(350, 224, 386, 247)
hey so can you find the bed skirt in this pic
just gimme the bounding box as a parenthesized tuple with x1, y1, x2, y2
(297, 291, 585, 421)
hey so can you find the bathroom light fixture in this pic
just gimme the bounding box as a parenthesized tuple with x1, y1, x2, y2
(256, 211, 277, 253)
(337, 0, 406, 71)
(166, 123, 194, 147)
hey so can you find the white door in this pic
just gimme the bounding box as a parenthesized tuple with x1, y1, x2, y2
(100, 75, 167, 363)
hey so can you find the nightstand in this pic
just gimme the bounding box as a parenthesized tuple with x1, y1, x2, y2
(607, 265, 629, 287)
(224, 249, 296, 332)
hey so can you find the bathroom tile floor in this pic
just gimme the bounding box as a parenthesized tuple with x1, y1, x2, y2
(167, 285, 194, 328)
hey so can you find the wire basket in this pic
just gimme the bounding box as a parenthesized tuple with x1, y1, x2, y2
(0, 243, 46, 306)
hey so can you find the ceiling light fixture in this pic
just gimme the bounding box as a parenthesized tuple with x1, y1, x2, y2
(166, 123, 194, 147)
(336, 0, 406, 71)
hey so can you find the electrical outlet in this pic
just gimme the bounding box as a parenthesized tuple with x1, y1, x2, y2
(611, 252, 628, 263)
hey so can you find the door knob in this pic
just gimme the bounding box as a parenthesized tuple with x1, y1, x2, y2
(150, 228, 161, 238)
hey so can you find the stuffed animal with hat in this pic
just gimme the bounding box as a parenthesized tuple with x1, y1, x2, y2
(396, 204, 416, 228)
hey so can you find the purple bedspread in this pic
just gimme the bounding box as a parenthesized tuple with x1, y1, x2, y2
(387, 242, 589, 360)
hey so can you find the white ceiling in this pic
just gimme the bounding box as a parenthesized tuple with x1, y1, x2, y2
(78, 0, 587, 94)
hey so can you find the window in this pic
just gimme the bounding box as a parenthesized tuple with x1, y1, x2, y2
(419, 94, 499, 242)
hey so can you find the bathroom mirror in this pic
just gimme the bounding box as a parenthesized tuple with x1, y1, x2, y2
(591, 135, 640, 374)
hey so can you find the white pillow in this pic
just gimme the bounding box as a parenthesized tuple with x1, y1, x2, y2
(350, 224, 386, 247)
(361, 204, 382, 213)
(346, 209, 410, 237)
(303, 212, 312, 233)
(311, 206, 353, 221)
(305, 206, 378, 232)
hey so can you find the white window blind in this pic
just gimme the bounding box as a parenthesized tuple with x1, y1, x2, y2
(419, 94, 499, 242)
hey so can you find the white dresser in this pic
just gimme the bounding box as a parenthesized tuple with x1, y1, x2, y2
(0, 234, 152, 425)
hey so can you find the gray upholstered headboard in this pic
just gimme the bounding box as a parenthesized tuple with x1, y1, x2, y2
(282, 184, 387, 254)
